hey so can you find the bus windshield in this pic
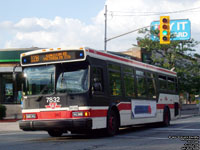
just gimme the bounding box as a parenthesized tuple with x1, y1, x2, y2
(23, 65, 55, 96)
(56, 68, 89, 94)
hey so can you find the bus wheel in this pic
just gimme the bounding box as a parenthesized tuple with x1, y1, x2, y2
(106, 110, 119, 136)
(163, 108, 170, 127)
(48, 129, 63, 137)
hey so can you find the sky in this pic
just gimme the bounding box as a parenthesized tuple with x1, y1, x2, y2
(0, 0, 200, 54)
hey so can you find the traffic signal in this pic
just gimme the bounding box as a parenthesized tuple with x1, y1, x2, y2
(160, 16, 170, 44)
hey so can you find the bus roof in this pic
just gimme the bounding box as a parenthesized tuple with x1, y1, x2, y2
(20, 47, 176, 76)
(85, 48, 176, 77)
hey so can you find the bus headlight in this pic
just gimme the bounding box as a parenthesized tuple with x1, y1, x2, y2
(72, 111, 84, 117)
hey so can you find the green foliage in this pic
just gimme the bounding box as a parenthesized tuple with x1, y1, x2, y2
(0, 105, 6, 120)
(136, 27, 200, 96)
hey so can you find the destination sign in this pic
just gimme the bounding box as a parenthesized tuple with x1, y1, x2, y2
(21, 50, 84, 65)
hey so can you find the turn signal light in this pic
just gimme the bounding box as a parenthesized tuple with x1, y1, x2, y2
(72, 111, 91, 117)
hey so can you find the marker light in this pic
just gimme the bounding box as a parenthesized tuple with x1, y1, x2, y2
(23, 58, 27, 63)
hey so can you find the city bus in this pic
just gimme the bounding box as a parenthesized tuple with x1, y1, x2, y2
(19, 47, 179, 137)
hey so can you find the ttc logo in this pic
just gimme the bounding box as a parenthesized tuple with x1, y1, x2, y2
(45, 102, 61, 109)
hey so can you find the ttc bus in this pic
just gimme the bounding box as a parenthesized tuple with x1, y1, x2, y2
(19, 47, 179, 136)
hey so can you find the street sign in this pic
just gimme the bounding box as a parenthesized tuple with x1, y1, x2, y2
(151, 19, 191, 41)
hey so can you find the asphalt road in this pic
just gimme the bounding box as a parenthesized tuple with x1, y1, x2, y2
(0, 116, 199, 150)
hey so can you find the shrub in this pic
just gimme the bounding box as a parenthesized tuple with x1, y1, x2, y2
(0, 105, 6, 120)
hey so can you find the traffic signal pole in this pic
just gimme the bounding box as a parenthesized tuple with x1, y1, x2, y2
(104, 9, 171, 51)
(106, 25, 150, 42)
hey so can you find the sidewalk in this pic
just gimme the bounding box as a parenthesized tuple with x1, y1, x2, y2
(0, 121, 21, 133)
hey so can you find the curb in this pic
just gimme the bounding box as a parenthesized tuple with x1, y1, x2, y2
(179, 114, 200, 119)
(0, 119, 20, 123)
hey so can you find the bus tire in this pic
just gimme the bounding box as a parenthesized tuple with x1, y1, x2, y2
(48, 129, 63, 137)
(163, 108, 170, 127)
(106, 109, 119, 136)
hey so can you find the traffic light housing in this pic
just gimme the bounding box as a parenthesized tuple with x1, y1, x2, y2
(160, 16, 170, 44)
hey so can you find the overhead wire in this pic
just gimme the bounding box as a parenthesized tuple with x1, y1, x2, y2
(108, 6, 200, 17)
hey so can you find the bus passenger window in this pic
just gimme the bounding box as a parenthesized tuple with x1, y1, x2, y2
(168, 77, 175, 91)
(136, 70, 146, 98)
(147, 77, 157, 99)
(123, 68, 135, 97)
(109, 71, 122, 96)
(159, 75, 167, 90)
(92, 68, 104, 93)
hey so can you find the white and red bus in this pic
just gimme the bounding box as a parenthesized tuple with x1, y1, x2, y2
(19, 47, 179, 137)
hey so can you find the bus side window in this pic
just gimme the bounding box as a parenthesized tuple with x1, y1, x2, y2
(108, 63, 122, 96)
(146, 72, 157, 99)
(92, 67, 104, 93)
(158, 75, 167, 90)
(167, 77, 177, 92)
(109, 71, 122, 96)
(136, 70, 147, 98)
(123, 67, 135, 97)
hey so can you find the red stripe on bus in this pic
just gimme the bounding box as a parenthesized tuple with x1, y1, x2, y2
(90, 109, 108, 117)
(117, 103, 131, 111)
(157, 104, 175, 109)
(23, 103, 175, 120)
(23, 109, 108, 120)
(88, 49, 176, 75)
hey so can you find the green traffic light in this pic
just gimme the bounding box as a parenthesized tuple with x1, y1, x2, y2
(162, 30, 168, 36)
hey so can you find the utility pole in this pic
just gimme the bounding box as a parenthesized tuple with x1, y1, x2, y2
(103, 5, 152, 51)
(104, 5, 107, 52)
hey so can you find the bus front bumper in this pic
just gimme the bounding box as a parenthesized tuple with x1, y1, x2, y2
(19, 118, 92, 131)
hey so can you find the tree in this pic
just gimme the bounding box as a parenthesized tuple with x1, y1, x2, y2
(136, 27, 200, 102)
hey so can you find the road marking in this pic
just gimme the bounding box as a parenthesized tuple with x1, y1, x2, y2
(153, 128, 200, 131)
(116, 135, 169, 140)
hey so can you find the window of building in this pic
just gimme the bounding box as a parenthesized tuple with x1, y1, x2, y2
(0, 72, 26, 104)
(0, 74, 14, 104)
